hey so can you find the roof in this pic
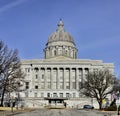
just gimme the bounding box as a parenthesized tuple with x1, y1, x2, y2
(46, 19, 75, 46)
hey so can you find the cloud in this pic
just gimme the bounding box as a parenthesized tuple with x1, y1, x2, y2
(0, 0, 28, 13)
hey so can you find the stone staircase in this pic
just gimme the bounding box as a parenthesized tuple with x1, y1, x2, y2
(45, 104, 65, 109)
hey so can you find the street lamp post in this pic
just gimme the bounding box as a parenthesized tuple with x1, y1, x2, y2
(11, 96, 14, 113)
(91, 97, 93, 107)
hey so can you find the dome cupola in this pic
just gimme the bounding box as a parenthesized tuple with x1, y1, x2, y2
(46, 19, 75, 46)
(44, 19, 77, 59)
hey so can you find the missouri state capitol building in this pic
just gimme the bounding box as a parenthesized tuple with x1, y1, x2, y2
(20, 20, 114, 108)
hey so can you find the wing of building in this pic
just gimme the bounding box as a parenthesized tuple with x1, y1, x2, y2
(20, 19, 114, 108)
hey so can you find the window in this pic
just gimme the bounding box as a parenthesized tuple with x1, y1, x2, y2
(48, 75, 50, 80)
(25, 92, 28, 97)
(53, 82, 57, 89)
(42, 74, 44, 79)
(54, 50, 56, 56)
(25, 68, 30, 73)
(72, 76, 75, 80)
(35, 85, 38, 89)
(75, 52, 77, 58)
(53, 93, 57, 98)
(73, 93, 76, 98)
(47, 93, 50, 97)
(85, 68, 89, 78)
(79, 74, 81, 79)
(66, 93, 70, 98)
(65, 50, 67, 55)
(35, 74, 38, 79)
(60, 93, 63, 98)
(34, 92, 37, 97)
(41, 93, 44, 97)
(41, 82, 44, 89)
(79, 82, 82, 89)
(47, 82, 51, 89)
(60, 82, 63, 89)
(26, 82, 29, 85)
(79, 69, 82, 75)
(26, 82, 29, 89)
(47, 69, 51, 80)
(66, 82, 70, 89)
(28, 68, 30, 72)
(60, 50, 62, 54)
(60, 76, 63, 81)
(79, 93, 83, 97)
(72, 82, 76, 89)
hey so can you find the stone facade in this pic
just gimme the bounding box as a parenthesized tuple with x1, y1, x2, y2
(20, 20, 114, 108)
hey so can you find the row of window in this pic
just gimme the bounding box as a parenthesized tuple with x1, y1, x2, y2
(27, 74, 83, 81)
(25, 92, 76, 98)
(45, 47, 77, 57)
(25, 82, 81, 90)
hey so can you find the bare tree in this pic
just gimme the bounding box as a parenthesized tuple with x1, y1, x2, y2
(113, 77, 120, 92)
(112, 77, 120, 99)
(81, 69, 114, 109)
(0, 41, 25, 106)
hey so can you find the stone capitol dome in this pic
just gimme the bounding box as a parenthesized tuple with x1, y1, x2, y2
(44, 19, 78, 59)
(20, 19, 114, 109)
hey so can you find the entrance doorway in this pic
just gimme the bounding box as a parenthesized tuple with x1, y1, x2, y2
(44, 97, 68, 108)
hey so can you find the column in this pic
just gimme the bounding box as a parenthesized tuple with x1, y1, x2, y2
(51, 68, 54, 89)
(57, 68, 60, 89)
(39, 68, 41, 89)
(50, 47, 52, 58)
(82, 68, 85, 83)
(32, 68, 35, 89)
(46, 49, 48, 58)
(70, 68, 72, 90)
(63, 68, 66, 89)
(51, 47, 54, 57)
(76, 68, 79, 90)
(44, 68, 47, 89)
(73, 49, 75, 59)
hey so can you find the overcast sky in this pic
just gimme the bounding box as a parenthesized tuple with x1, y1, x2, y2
(0, 0, 120, 76)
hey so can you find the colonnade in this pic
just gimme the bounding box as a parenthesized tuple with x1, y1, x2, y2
(44, 45, 77, 59)
(31, 67, 89, 90)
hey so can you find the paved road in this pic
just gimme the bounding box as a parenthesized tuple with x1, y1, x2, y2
(14, 109, 112, 116)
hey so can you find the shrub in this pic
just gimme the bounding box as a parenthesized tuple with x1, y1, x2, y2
(104, 104, 120, 111)
(104, 105, 116, 111)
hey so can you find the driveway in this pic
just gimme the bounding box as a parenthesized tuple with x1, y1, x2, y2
(13, 108, 114, 116)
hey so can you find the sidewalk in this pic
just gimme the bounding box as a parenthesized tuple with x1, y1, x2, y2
(0, 107, 35, 116)
(0, 110, 24, 116)
(0, 107, 119, 116)
(111, 113, 120, 116)
(100, 110, 119, 116)
(110, 114, 120, 116)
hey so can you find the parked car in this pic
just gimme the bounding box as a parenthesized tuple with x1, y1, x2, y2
(83, 105, 94, 109)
